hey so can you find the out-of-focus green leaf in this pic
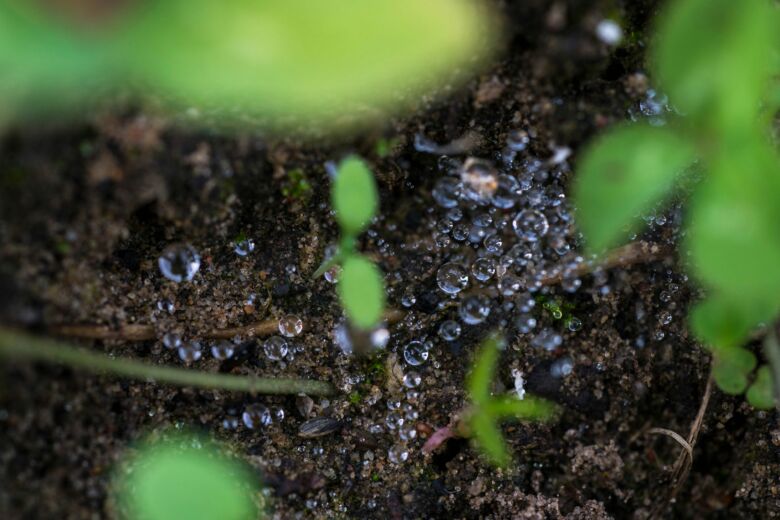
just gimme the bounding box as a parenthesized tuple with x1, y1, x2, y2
(572, 124, 695, 252)
(469, 412, 510, 468)
(338, 254, 385, 329)
(117, 434, 258, 520)
(485, 395, 558, 421)
(467, 334, 503, 406)
(332, 157, 378, 236)
(689, 295, 773, 350)
(0, 4, 114, 124)
(653, 0, 775, 130)
(686, 142, 780, 306)
(713, 347, 757, 395)
(117, 0, 497, 131)
(746, 365, 775, 409)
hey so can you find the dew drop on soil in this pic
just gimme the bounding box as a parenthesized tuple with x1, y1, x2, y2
(278, 314, 303, 337)
(567, 317, 582, 332)
(438, 320, 461, 341)
(550, 357, 574, 378)
(157, 299, 175, 314)
(436, 262, 469, 295)
(211, 340, 235, 360)
(242, 403, 272, 429)
(162, 332, 182, 349)
(158, 243, 201, 282)
(515, 314, 537, 334)
(403, 341, 429, 366)
(459, 295, 491, 325)
(531, 328, 562, 351)
(460, 158, 498, 203)
(432, 177, 462, 208)
(388, 444, 409, 464)
(234, 238, 255, 257)
(512, 210, 549, 242)
(402, 371, 422, 388)
(471, 257, 496, 282)
(264, 336, 289, 361)
(178, 341, 203, 362)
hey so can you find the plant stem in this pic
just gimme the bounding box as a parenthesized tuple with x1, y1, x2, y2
(763, 327, 780, 408)
(0, 328, 336, 396)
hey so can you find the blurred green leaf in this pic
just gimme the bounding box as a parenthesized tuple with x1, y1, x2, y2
(686, 141, 780, 305)
(338, 254, 385, 329)
(117, 0, 496, 131)
(485, 395, 558, 421)
(653, 0, 775, 130)
(469, 412, 510, 468)
(467, 334, 503, 406)
(573, 124, 695, 252)
(713, 347, 757, 395)
(689, 294, 773, 350)
(746, 365, 775, 409)
(117, 434, 257, 520)
(332, 156, 378, 236)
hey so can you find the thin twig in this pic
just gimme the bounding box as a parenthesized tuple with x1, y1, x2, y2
(0, 327, 336, 396)
(647, 428, 693, 461)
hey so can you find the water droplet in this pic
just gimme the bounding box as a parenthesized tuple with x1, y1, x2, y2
(438, 320, 462, 341)
(596, 19, 623, 45)
(242, 403, 272, 429)
(158, 243, 201, 282)
(531, 328, 562, 351)
(511, 368, 526, 400)
(403, 371, 422, 388)
(278, 314, 303, 337)
(567, 317, 582, 332)
(506, 129, 530, 152)
(459, 295, 491, 325)
(211, 340, 235, 360)
(659, 311, 672, 326)
(401, 288, 417, 308)
(460, 158, 498, 203)
(403, 341, 429, 366)
(388, 444, 409, 464)
(471, 257, 496, 282)
(483, 234, 503, 255)
(264, 336, 289, 361)
(550, 358, 573, 378)
(516, 293, 536, 313)
(432, 177, 462, 208)
(157, 299, 175, 314)
(370, 326, 390, 349)
(512, 210, 549, 242)
(399, 424, 417, 441)
(515, 314, 537, 334)
(491, 174, 521, 209)
(437, 263, 469, 295)
(162, 332, 182, 350)
(497, 273, 522, 296)
(234, 238, 255, 257)
(178, 341, 203, 362)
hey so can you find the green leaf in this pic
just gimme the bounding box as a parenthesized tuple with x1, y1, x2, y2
(467, 335, 504, 406)
(746, 365, 775, 410)
(713, 347, 757, 395)
(485, 395, 558, 421)
(332, 156, 378, 236)
(653, 0, 775, 130)
(573, 124, 696, 252)
(689, 295, 772, 350)
(117, 0, 497, 131)
(686, 141, 780, 305)
(338, 255, 385, 329)
(470, 412, 510, 468)
(117, 434, 257, 520)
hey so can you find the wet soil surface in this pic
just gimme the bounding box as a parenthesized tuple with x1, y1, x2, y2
(1, 1, 779, 518)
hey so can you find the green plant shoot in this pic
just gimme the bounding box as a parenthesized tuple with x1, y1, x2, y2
(466, 335, 558, 467)
(116, 433, 259, 520)
(572, 0, 779, 408)
(322, 156, 386, 330)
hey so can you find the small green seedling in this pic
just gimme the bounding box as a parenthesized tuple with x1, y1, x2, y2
(116, 433, 259, 520)
(317, 156, 386, 330)
(466, 335, 558, 467)
(573, 0, 780, 408)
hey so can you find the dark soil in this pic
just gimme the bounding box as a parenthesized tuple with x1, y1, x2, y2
(1, 1, 779, 518)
